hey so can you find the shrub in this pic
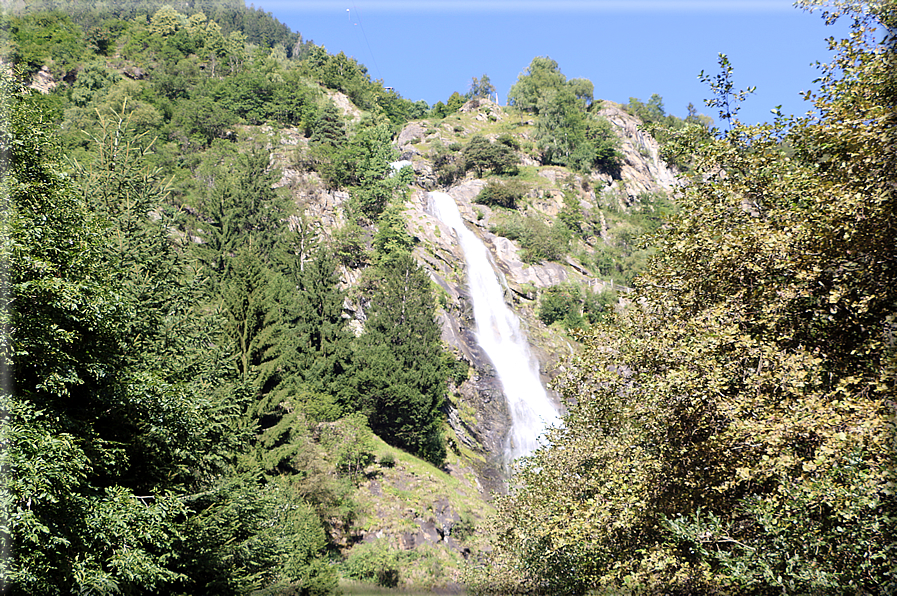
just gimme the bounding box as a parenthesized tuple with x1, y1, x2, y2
(491, 213, 569, 263)
(474, 180, 526, 209)
(342, 541, 410, 588)
(453, 511, 477, 541)
(582, 288, 618, 324)
(463, 134, 519, 177)
(431, 141, 464, 186)
(331, 223, 368, 269)
(538, 285, 582, 327)
(496, 133, 521, 150)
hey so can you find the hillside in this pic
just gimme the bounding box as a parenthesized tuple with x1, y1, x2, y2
(0, 2, 690, 593)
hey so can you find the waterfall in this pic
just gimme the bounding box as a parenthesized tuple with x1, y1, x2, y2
(429, 191, 560, 462)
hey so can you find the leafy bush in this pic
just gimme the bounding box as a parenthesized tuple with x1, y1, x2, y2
(342, 541, 411, 588)
(378, 451, 396, 468)
(474, 179, 527, 209)
(538, 283, 617, 329)
(331, 223, 369, 269)
(473, 5, 897, 593)
(491, 213, 570, 263)
(462, 134, 519, 177)
(430, 141, 464, 186)
(453, 511, 477, 541)
(318, 413, 376, 483)
(496, 133, 520, 150)
(538, 285, 582, 327)
(582, 288, 617, 324)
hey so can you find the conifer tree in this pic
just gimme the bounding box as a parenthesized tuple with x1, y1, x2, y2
(353, 253, 447, 465)
(290, 248, 357, 415)
(1, 75, 319, 595)
(196, 146, 289, 280)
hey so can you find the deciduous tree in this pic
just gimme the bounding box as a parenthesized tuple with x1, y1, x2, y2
(470, 2, 896, 594)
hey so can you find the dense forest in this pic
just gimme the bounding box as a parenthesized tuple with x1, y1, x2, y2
(0, 1, 455, 593)
(1, 0, 894, 594)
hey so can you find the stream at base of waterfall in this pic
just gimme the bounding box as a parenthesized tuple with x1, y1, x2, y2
(429, 191, 560, 463)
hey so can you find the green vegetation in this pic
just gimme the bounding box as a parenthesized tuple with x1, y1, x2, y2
(474, 179, 527, 209)
(467, 73, 496, 99)
(490, 211, 571, 264)
(0, 4, 463, 593)
(353, 253, 449, 466)
(469, 2, 896, 594)
(537, 284, 617, 329)
(626, 93, 713, 171)
(462, 134, 519, 177)
(508, 56, 621, 173)
(8, 0, 887, 594)
(1, 73, 339, 594)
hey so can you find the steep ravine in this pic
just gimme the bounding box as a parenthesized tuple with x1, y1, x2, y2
(271, 99, 677, 585)
(274, 98, 678, 491)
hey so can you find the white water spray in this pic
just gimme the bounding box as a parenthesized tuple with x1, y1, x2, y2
(429, 191, 560, 462)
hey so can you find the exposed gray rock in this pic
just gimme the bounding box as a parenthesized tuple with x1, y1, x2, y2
(30, 65, 57, 94)
(326, 90, 362, 122)
(397, 122, 427, 146)
(597, 101, 679, 196)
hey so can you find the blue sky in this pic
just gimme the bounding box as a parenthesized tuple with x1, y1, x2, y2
(255, 0, 851, 126)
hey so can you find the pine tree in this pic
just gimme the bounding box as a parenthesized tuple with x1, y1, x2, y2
(196, 146, 289, 280)
(289, 248, 357, 416)
(353, 253, 447, 465)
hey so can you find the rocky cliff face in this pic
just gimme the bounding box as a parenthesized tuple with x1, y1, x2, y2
(273, 98, 678, 491)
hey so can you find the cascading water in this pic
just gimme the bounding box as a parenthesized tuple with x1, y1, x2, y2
(429, 191, 560, 462)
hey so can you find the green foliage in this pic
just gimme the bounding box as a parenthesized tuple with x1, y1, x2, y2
(626, 93, 667, 126)
(628, 93, 714, 172)
(373, 202, 415, 264)
(583, 189, 676, 285)
(309, 101, 347, 150)
(557, 189, 584, 237)
(319, 413, 377, 483)
(462, 134, 519, 177)
(473, 4, 897, 594)
(1, 74, 310, 595)
(468, 73, 496, 99)
(343, 541, 410, 588)
(193, 146, 290, 279)
(300, 46, 415, 126)
(69, 61, 119, 106)
(537, 284, 584, 328)
(444, 353, 471, 387)
(507, 57, 620, 172)
(582, 288, 617, 325)
(491, 212, 570, 263)
(344, 117, 400, 220)
(446, 90, 466, 112)
(176, 474, 337, 595)
(452, 511, 477, 542)
(8, 11, 85, 77)
(507, 56, 567, 113)
(535, 88, 621, 173)
(474, 179, 527, 209)
(537, 284, 616, 329)
(288, 248, 357, 411)
(353, 254, 448, 466)
(332, 222, 370, 269)
(430, 140, 465, 186)
(310, 139, 351, 191)
(699, 53, 756, 130)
